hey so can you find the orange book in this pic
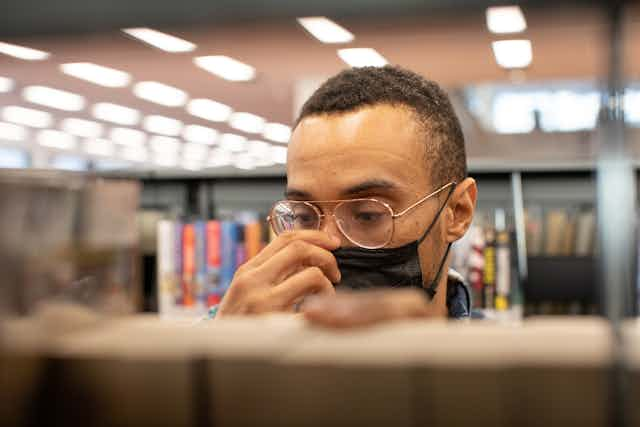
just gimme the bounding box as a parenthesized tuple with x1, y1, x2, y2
(244, 222, 263, 260)
(182, 224, 196, 306)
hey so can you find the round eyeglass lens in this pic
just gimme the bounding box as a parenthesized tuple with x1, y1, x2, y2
(270, 201, 320, 234)
(334, 199, 393, 248)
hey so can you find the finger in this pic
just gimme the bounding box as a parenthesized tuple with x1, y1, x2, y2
(246, 230, 341, 269)
(254, 239, 341, 285)
(269, 266, 336, 309)
(303, 289, 430, 328)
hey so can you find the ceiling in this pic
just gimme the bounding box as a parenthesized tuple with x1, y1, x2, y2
(0, 3, 638, 176)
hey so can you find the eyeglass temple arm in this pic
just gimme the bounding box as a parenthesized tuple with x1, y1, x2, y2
(392, 182, 457, 218)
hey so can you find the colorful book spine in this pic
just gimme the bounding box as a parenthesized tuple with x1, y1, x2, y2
(182, 223, 196, 307)
(194, 220, 207, 308)
(468, 225, 486, 309)
(244, 222, 263, 260)
(494, 230, 511, 311)
(220, 221, 238, 292)
(206, 220, 222, 306)
(157, 220, 177, 315)
(174, 222, 184, 305)
(482, 228, 496, 309)
(235, 224, 247, 269)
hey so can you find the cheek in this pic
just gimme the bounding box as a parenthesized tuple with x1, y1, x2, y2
(387, 216, 427, 247)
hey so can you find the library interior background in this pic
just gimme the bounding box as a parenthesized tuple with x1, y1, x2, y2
(2, 1, 640, 426)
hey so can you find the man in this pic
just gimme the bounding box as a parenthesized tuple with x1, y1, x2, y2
(217, 65, 477, 327)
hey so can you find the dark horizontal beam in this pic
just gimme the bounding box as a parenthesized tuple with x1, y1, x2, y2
(0, 0, 597, 38)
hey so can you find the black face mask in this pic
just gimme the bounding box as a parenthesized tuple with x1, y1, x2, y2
(331, 185, 455, 299)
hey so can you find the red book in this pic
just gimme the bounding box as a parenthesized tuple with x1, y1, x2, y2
(206, 221, 222, 306)
(182, 224, 196, 307)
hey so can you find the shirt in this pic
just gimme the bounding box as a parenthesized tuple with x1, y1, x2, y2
(445, 269, 471, 319)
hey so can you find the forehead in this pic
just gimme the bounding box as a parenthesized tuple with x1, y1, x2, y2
(287, 104, 431, 198)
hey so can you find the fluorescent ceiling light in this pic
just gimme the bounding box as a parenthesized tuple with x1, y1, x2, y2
(187, 98, 232, 122)
(182, 142, 209, 161)
(85, 138, 115, 157)
(262, 122, 291, 143)
(181, 161, 203, 171)
(0, 122, 28, 141)
(247, 140, 272, 157)
(120, 145, 148, 162)
(207, 149, 233, 167)
(233, 153, 257, 170)
(92, 103, 141, 126)
(219, 133, 247, 152)
(0, 41, 49, 60)
(60, 62, 131, 88)
(182, 124, 218, 144)
(297, 17, 355, 43)
(122, 28, 196, 53)
(143, 115, 183, 136)
(248, 140, 276, 167)
(486, 6, 527, 34)
(194, 55, 256, 82)
(492, 92, 535, 134)
(23, 86, 86, 111)
(110, 127, 147, 146)
(37, 129, 77, 150)
(154, 152, 179, 167)
(337, 48, 387, 67)
(492, 40, 532, 69)
(149, 135, 181, 153)
(2, 106, 52, 128)
(228, 112, 265, 134)
(133, 81, 188, 107)
(0, 76, 14, 93)
(271, 145, 288, 164)
(61, 118, 103, 138)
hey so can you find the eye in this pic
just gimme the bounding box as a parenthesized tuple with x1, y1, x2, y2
(294, 212, 316, 226)
(354, 211, 384, 224)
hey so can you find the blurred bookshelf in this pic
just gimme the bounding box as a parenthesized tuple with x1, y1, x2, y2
(131, 168, 614, 317)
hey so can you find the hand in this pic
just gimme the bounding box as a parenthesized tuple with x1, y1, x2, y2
(301, 288, 441, 328)
(217, 230, 341, 316)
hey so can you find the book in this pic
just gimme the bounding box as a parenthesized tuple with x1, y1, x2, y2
(575, 210, 595, 256)
(174, 222, 184, 305)
(220, 221, 239, 292)
(157, 220, 177, 315)
(194, 220, 207, 308)
(206, 220, 222, 307)
(544, 210, 569, 256)
(494, 230, 511, 311)
(524, 206, 544, 256)
(244, 222, 263, 260)
(181, 224, 196, 307)
(482, 227, 496, 309)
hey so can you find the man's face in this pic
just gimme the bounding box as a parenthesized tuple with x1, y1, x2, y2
(287, 103, 451, 282)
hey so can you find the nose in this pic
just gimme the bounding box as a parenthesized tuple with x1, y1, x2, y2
(320, 213, 348, 246)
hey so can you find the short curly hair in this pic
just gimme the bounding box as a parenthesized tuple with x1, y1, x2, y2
(295, 65, 467, 185)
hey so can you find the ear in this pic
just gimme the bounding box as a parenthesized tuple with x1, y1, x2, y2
(445, 177, 477, 243)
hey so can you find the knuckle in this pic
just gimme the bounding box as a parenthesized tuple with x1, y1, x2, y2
(279, 232, 295, 244)
(306, 266, 324, 281)
(289, 239, 309, 254)
(244, 295, 263, 314)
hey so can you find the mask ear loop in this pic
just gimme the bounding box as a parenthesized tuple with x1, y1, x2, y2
(415, 183, 457, 299)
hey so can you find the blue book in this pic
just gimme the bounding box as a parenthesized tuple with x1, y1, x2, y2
(174, 222, 184, 305)
(220, 221, 239, 293)
(194, 220, 208, 307)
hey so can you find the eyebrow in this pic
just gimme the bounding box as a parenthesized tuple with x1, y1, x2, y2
(285, 179, 399, 200)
